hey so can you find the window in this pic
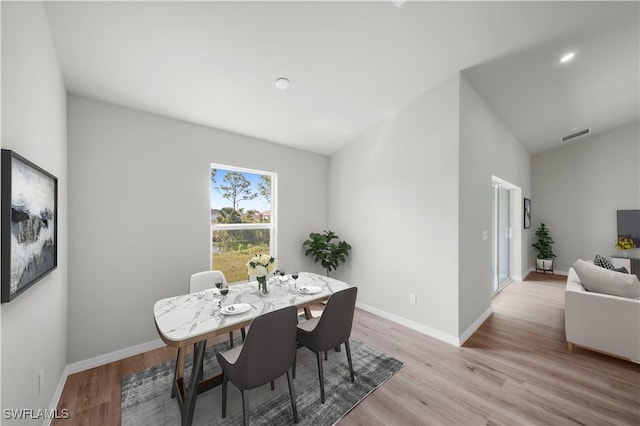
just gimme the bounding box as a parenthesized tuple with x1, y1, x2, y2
(210, 165, 275, 283)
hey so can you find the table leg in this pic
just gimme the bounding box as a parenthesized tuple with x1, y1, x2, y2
(177, 347, 186, 378)
(182, 341, 206, 426)
(303, 307, 313, 320)
(172, 347, 186, 399)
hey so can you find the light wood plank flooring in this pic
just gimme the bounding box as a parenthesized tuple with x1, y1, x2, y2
(53, 274, 640, 425)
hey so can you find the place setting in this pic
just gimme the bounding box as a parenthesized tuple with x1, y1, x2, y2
(297, 285, 323, 295)
(219, 303, 252, 315)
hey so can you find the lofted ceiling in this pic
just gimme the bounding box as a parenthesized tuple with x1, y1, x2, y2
(42, 1, 639, 156)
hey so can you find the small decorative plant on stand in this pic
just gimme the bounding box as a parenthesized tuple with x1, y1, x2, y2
(532, 223, 556, 274)
(615, 237, 636, 257)
(246, 254, 277, 293)
(303, 230, 352, 277)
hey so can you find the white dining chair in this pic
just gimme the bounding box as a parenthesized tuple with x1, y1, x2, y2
(183, 270, 246, 384)
(189, 270, 246, 347)
(190, 270, 227, 293)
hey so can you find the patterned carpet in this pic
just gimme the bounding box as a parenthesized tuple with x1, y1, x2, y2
(121, 338, 403, 425)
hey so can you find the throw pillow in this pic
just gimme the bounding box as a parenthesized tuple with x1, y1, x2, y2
(594, 254, 614, 270)
(572, 259, 640, 298)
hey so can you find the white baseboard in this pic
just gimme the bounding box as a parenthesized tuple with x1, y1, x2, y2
(356, 301, 461, 346)
(459, 306, 493, 346)
(45, 339, 166, 425)
(45, 365, 71, 426)
(65, 338, 166, 375)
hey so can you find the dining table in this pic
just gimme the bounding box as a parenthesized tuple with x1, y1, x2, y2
(153, 271, 349, 426)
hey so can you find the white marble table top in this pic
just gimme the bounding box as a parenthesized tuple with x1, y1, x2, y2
(154, 272, 348, 346)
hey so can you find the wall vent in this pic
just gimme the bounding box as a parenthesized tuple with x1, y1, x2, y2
(560, 128, 591, 143)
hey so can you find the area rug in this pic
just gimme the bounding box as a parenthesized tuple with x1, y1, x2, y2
(122, 338, 403, 425)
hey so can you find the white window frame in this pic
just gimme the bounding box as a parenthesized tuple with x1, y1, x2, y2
(210, 163, 277, 274)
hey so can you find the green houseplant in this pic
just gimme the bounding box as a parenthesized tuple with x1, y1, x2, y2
(303, 230, 352, 276)
(532, 223, 556, 273)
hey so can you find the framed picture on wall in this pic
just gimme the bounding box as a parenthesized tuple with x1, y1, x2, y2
(1, 149, 58, 303)
(524, 198, 532, 229)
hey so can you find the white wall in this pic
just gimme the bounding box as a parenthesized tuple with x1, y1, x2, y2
(329, 74, 461, 339)
(329, 73, 532, 342)
(458, 75, 531, 335)
(67, 95, 329, 363)
(532, 121, 640, 272)
(1, 2, 68, 423)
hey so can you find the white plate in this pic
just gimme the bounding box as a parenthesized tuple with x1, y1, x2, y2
(220, 303, 252, 315)
(298, 286, 322, 295)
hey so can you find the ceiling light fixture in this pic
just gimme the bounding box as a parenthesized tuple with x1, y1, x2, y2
(275, 77, 290, 90)
(560, 52, 576, 64)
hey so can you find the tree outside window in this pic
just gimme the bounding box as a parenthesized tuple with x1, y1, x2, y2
(210, 166, 274, 282)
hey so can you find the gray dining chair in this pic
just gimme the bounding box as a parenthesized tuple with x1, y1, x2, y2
(293, 286, 358, 403)
(217, 306, 299, 426)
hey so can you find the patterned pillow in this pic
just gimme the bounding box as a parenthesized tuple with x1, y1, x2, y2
(594, 254, 614, 270)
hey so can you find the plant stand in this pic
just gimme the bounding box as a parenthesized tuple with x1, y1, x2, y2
(536, 259, 554, 274)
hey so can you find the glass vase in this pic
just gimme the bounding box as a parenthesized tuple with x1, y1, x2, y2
(257, 276, 268, 293)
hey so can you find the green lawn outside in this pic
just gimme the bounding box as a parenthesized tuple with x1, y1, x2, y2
(212, 243, 271, 283)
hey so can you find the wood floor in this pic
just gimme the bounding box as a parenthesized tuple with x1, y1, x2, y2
(53, 274, 640, 425)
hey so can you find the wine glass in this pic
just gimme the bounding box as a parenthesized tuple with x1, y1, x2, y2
(219, 288, 229, 305)
(215, 280, 223, 290)
(279, 268, 286, 281)
(291, 272, 299, 290)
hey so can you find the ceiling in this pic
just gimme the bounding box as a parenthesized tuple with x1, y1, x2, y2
(42, 1, 639, 156)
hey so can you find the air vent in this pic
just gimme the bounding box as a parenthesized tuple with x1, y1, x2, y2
(560, 128, 591, 143)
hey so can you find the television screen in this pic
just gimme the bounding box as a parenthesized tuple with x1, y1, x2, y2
(617, 210, 640, 246)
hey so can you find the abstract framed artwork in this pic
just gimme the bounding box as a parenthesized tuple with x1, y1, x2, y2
(1, 150, 58, 303)
(524, 198, 532, 229)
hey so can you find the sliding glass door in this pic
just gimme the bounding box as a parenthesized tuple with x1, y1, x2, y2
(492, 182, 511, 294)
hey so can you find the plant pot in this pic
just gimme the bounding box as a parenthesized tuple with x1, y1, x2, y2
(536, 258, 554, 274)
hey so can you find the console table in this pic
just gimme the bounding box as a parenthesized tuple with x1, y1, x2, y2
(611, 255, 640, 279)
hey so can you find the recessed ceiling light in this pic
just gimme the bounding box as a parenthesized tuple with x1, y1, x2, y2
(560, 52, 576, 64)
(275, 77, 290, 90)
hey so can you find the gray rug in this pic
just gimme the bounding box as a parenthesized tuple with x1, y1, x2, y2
(121, 338, 403, 425)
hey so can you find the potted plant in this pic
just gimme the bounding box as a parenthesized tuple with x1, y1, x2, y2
(532, 223, 556, 273)
(303, 230, 352, 276)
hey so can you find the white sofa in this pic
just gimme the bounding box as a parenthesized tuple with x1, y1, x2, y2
(565, 265, 640, 363)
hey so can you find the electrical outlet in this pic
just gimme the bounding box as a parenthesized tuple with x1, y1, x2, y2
(38, 370, 44, 395)
(409, 293, 417, 305)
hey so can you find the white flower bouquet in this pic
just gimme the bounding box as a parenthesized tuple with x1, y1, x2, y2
(247, 254, 276, 293)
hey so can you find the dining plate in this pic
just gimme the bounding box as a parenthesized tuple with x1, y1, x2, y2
(298, 286, 322, 295)
(220, 303, 252, 315)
